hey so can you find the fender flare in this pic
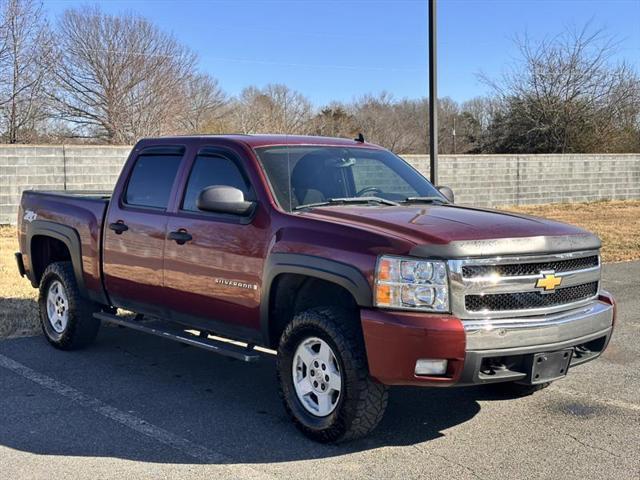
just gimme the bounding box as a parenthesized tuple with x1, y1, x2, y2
(260, 253, 372, 345)
(26, 220, 87, 297)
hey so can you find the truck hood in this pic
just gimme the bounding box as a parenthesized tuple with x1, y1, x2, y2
(299, 204, 600, 257)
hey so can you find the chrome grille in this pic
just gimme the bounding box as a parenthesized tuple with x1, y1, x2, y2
(448, 250, 601, 319)
(465, 282, 599, 312)
(461, 255, 599, 278)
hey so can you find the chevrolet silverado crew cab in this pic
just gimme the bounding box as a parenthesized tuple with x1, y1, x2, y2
(15, 135, 616, 442)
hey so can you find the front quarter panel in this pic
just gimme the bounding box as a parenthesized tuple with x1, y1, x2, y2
(259, 211, 416, 346)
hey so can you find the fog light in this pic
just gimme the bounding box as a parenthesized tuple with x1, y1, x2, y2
(415, 359, 448, 376)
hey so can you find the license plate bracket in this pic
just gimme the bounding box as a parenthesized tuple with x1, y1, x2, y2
(527, 348, 573, 384)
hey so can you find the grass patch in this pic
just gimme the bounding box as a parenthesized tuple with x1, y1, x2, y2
(504, 200, 640, 263)
(0, 225, 39, 338)
(1, 200, 639, 338)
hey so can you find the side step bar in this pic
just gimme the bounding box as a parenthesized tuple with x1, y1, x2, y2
(94, 312, 261, 362)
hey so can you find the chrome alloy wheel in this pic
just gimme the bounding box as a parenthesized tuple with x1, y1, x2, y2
(46, 280, 69, 333)
(292, 337, 342, 417)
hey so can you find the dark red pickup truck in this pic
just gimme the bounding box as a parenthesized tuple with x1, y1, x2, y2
(16, 135, 615, 442)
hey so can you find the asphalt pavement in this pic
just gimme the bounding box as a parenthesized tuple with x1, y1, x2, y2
(0, 262, 638, 480)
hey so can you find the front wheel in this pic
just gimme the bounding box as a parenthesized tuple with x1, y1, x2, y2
(277, 307, 388, 443)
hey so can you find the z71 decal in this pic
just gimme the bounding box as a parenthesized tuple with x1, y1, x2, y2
(23, 210, 37, 223)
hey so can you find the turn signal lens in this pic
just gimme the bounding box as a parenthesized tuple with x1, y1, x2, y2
(377, 258, 393, 281)
(375, 284, 392, 306)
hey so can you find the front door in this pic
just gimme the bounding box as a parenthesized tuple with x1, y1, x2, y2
(163, 147, 268, 340)
(103, 146, 185, 316)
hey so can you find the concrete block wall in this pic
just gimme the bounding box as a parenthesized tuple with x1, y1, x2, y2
(402, 154, 640, 206)
(61, 146, 131, 191)
(0, 145, 638, 224)
(0, 145, 130, 225)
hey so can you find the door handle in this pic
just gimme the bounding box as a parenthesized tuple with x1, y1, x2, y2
(109, 221, 129, 234)
(168, 229, 192, 245)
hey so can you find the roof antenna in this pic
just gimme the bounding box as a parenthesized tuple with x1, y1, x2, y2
(354, 132, 365, 143)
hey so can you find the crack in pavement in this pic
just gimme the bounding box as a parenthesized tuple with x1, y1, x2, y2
(561, 431, 622, 459)
(413, 444, 488, 480)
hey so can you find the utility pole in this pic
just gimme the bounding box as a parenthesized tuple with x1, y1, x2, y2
(452, 116, 456, 155)
(428, 0, 438, 184)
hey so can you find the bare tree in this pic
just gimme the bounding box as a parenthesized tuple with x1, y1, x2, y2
(0, 6, 632, 154)
(437, 97, 462, 154)
(229, 84, 313, 134)
(310, 103, 357, 138)
(177, 73, 227, 133)
(345, 93, 501, 154)
(51, 6, 197, 143)
(349, 92, 427, 153)
(0, 0, 54, 143)
(456, 96, 501, 153)
(481, 25, 640, 153)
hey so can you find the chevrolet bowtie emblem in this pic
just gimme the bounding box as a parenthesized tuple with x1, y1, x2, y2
(535, 271, 562, 292)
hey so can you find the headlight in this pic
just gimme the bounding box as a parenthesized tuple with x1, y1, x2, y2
(374, 255, 449, 312)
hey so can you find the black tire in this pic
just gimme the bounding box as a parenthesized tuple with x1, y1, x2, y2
(486, 381, 551, 397)
(277, 306, 388, 443)
(38, 261, 101, 350)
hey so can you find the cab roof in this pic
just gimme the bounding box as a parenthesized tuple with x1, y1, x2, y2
(137, 134, 385, 150)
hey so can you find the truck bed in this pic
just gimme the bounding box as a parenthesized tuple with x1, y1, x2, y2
(18, 189, 112, 301)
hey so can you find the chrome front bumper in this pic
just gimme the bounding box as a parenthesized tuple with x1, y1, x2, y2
(458, 300, 614, 385)
(464, 300, 613, 350)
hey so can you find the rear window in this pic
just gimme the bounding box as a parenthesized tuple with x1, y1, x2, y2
(125, 152, 183, 209)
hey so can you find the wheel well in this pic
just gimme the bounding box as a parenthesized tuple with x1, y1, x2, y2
(268, 273, 359, 348)
(31, 235, 71, 285)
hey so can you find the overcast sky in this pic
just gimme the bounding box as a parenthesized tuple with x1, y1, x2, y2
(44, 0, 640, 105)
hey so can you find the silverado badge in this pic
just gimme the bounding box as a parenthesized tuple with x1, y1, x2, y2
(215, 277, 258, 291)
(535, 271, 562, 293)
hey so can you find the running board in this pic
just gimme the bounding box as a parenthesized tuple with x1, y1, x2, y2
(94, 312, 260, 362)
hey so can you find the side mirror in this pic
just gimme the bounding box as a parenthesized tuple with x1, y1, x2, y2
(196, 186, 255, 215)
(437, 185, 454, 203)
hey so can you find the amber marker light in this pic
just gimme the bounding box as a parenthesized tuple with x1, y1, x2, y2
(375, 284, 392, 306)
(377, 257, 393, 281)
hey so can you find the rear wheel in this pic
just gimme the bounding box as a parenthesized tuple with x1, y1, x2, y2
(277, 307, 388, 443)
(38, 261, 101, 350)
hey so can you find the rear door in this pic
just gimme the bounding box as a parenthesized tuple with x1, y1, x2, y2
(162, 146, 269, 339)
(103, 145, 186, 315)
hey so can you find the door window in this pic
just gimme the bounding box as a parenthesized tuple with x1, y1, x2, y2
(125, 151, 183, 209)
(182, 154, 252, 212)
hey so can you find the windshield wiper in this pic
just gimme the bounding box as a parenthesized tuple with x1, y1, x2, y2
(294, 196, 400, 211)
(402, 196, 448, 204)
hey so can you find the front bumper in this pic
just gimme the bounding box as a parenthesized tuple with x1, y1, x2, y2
(360, 292, 615, 387)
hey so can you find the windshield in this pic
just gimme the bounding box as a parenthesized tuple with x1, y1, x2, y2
(254, 146, 444, 211)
